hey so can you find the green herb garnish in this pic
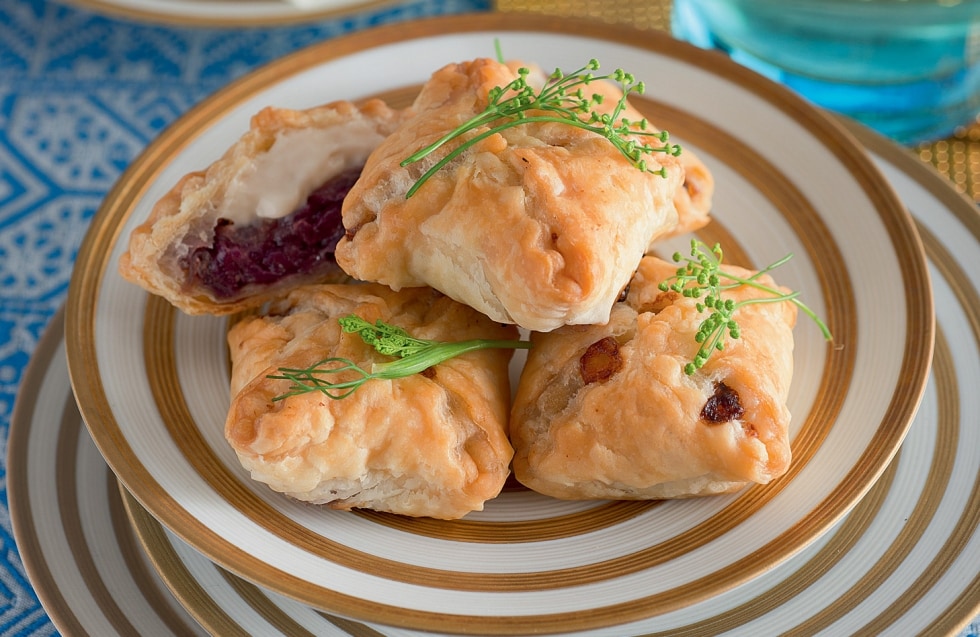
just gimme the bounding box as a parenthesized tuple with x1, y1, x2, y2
(268, 315, 530, 400)
(659, 240, 832, 375)
(399, 58, 682, 198)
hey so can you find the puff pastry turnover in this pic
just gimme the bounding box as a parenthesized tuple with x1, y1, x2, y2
(336, 58, 685, 332)
(510, 255, 797, 500)
(119, 99, 403, 315)
(225, 283, 517, 520)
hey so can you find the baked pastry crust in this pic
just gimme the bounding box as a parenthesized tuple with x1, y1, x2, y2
(510, 255, 797, 500)
(583, 73, 713, 241)
(671, 145, 714, 239)
(225, 283, 517, 520)
(335, 58, 685, 332)
(119, 99, 403, 315)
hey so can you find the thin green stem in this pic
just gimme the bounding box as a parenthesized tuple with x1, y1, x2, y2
(267, 316, 531, 401)
(400, 58, 679, 198)
(660, 240, 833, 374)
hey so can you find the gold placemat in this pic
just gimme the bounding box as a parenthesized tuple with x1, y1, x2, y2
(495, 0, 980, 205)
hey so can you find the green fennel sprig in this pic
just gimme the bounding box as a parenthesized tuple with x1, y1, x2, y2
(659, 240, 833, 375)
(267, 315, 531, 400)
(399, 58, 682, 198)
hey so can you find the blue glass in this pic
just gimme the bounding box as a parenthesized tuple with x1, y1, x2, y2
(671, 0, 980, 144)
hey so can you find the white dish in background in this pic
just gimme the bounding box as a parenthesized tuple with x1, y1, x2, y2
(11, 123, 978, 635)
(64, 14, 933, 634)
(58, 0, 401, 26)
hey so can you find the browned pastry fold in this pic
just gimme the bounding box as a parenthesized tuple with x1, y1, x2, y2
(582, 73, 714, 241)
(510, 255, 797, 500)
(119, 99, 404, 315)
(225, 283, 517, 520)
(336, 58, 686, 332)
(670, 145, 714, 239)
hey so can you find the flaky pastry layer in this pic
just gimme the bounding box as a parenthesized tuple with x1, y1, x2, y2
(119, 99, 403, 315)
(225, 283, 517, 520)
(510, 256, 798, 500)
(336, 58, 685, 332)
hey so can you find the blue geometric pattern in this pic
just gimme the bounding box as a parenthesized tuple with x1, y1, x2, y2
(0, 0, 489, 633)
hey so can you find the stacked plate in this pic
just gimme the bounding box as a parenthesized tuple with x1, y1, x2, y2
(10, 14, 979, 636)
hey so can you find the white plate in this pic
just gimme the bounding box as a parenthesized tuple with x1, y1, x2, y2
(58, 0, 403, 27)
(65, 14, 932, 634)
(14, 123, 977, 635)
(8, 308, 210, 637)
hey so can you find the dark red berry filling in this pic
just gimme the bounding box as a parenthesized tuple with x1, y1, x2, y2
(183, 166, 360, 298)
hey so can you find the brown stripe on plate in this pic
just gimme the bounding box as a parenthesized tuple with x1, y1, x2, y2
(106, 468, 203, 636)
(122, 486, 390, 637)
(8, 307, 89, 635)
(842, 120, 980, 634)
(56, 392, 147, 636)
(120, 484, 256, 637)
(8, 307, 204, 637)
(846, 223, 980, 636)
(790, 326, 958, 635)
(219, 567, 391, 637)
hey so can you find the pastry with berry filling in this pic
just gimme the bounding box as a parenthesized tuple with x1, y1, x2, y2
(119, 99, 404, 315)
(510, 251, 801, 501)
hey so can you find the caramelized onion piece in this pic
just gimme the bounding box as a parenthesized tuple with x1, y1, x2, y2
(701, 381, 745, 423)
(635, 290, 680, 315)
(579, 336, 623, 385)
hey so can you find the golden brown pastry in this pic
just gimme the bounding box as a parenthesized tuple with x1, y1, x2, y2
(119, 99, 404, 315)
(510, 255, 797, 500)
(335, 58, 685, 332)
(670, 145, 714, 239)
(583, 73, 713, 240)
(225, 283, 517, 520)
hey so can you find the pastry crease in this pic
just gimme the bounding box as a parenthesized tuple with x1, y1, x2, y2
(510, 256, 797, 500)
(336, 58, 685, 332)
(120, 99, 404, 315)
(225, 283, 517, 520)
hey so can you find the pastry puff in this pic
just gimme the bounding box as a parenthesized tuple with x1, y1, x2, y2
(225, 283, 517, 520)
(119, 99, 403, 315)
(510, 255, 797, 500)
(336, 58, 684, 332)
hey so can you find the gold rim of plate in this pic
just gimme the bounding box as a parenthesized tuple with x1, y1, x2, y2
(63, 13, 934, 634)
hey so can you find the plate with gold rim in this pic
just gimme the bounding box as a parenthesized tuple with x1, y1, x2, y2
(122, 114, 980, 634)
(8, 307, 210, 637)
(16, 124, 975, 636)
(65, 13, 932, 634)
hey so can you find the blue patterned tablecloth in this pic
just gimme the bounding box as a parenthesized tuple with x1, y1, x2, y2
(1, 0, 978, 635)
(0, 0, 492, 633)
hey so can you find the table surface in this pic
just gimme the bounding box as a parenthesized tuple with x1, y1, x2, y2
(0, 0, 977, 635)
